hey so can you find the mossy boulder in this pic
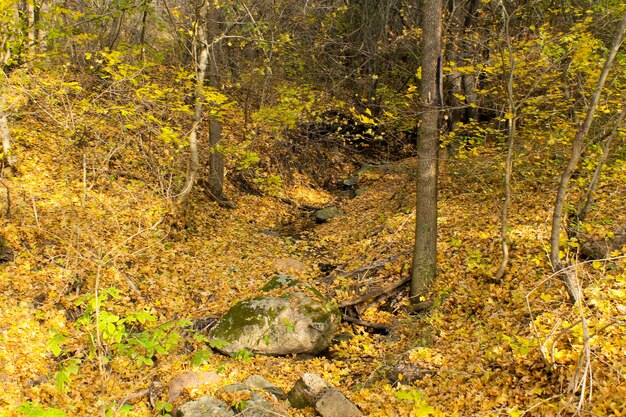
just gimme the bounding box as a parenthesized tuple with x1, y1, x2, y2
(208, 277, 340, 356)
(259, 274, 300, 291)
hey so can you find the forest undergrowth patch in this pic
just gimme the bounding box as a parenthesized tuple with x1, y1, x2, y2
(0, 113, 624, 417)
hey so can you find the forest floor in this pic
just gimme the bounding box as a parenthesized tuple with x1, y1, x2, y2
(0, 117, 625, 417)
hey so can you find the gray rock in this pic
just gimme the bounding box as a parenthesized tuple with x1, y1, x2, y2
(287, 373, 331, 409)
(177, 396, 234, 417)
(356, 165, 376, 176)
(342, 177, 359, 187)
(259, 274, 300, 291)
(244, 375, 286, 399)
(353, 188, 366, 197)
(316, 388, 363, 417)
(217, 383, 250, 393)
(287, 374, 363, 417)
(315, 207, 344, 223)
(237, 392, 279, 417)
(208, 288, 340, 356)
(216, 383, 283, 417)
(167, 371, 221, 403)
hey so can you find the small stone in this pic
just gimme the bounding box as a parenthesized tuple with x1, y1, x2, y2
(215, 384, 281, 417)
(342, 177, 359, 187)
(244, 375, 286, 399)
(273, 258, 307, 274)
(287, 374, 362, 417)
(353, 188, 366, 197)
(315, 207, 344, 223)
(177, 396, 234, 417)
(237, 392, 280, 417)
(316, 388, 363, 417)
(167, 371, 221, 403)
(287, 373, 331, 409)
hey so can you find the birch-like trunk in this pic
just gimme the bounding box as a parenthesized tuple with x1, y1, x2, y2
(177, 1, 209, 204)
(549, 12, 626, 303)
(577, 107, 626, 222)
(0, 99, 15, 167)
(495, 3, 516, 281)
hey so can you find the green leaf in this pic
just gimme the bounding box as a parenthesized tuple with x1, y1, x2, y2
(232, 348, 253, 362)
(47, 332, 67, 357)
(395, 389, 434, 415)
(55, 359, 80, 393)
(209, 338, 228, 349)
(191, 349, 213, 366)
(17, 401, 66, 417)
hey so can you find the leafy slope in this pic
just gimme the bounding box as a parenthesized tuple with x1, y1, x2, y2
(0, 116, 625, 417)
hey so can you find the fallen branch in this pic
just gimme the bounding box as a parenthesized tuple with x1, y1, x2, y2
(114, 381, 162, 411)
(341, 314, 390, 333)
(339, 276, 410, 308)
(336, 255, 399, 280)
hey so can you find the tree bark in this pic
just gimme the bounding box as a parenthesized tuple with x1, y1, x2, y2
(206, 5, 225, 202)
(411, 0, 442, 299)
(577, 107, 626, 223)
(444, 0, 481, 132)
(549, 12, 626, 303)
(0, 98, 15, 167)
(177, 0, 209, 204)
(105, 8, 126, 50)
(495, 2, 516, 281)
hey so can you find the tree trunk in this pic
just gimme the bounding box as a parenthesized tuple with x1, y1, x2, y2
(444, 0, 481, 132)
(495, 2, 516, 281)
(105, 10, 125, 50)
(577, 107, 626, 223)
(549, 12, 626, 303)
(0, 104, 15, 167)
(411, 0, 442, 299)
(177, 0, 209, 204)
(206, 5, 225, 202)
(138, 0, 149, 55)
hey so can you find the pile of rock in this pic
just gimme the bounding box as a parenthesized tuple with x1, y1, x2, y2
(176, 373, 363, 417)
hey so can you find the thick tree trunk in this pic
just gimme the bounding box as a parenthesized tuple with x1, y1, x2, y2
(549, 12, 626, 303)
(206, 6, 225, 202)
(411, 0, 442, 298)
(207, 115, 224, 200)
